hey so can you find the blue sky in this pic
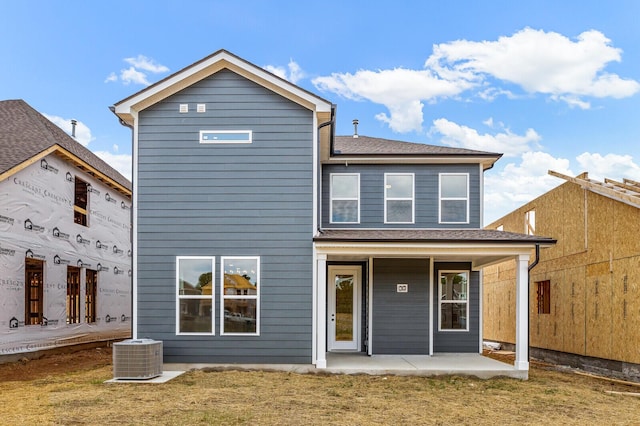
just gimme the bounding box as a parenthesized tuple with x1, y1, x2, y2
(2, 1, 639, 224)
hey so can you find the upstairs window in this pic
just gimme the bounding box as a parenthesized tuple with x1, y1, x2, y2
(330, 174, 360, 223)
(525, 209, 536, 235)
(74, 177, 88, 226)
(439, 173, 469, 224)
(385, 173, 414, 223)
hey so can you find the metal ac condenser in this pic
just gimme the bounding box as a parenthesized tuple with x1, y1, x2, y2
(113, 339, 163, 380)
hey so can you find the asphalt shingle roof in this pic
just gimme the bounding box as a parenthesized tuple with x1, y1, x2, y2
(314, 228, 556, 245)
(0, 99, 131, 192)
(333, 135, 502, 157)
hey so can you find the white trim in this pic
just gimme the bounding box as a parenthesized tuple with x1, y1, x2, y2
(437, 270, 470, 332)
(131, 110, 139, 339)
(316, 253, 327, 368)
(199, 130, 252, 144)
(384, 173, 415, 224)
(220, 256, 260, 336)
(478, 268, 484, 353)
(367, 257, 374, 356)
(479, 164, 484, 227)
(329, 173, 360, 224)
(439, 173, 470, 224)
(428, 257, 434, 355)
(515, 254, 530, 370)
(176, 256, 216, 336)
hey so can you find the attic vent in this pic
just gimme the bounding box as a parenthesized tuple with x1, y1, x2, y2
(197, 104, 206, 113)
(113, 339, 163, 380)
(179, 104, 189, 113)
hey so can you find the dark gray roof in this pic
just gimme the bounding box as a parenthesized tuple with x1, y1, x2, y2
(314, 228, 556, 245)
(334, 135, 502, 157)
(0, 99, 131, 192)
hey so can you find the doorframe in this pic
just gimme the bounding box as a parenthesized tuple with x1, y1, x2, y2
(327, 264, 363, 352)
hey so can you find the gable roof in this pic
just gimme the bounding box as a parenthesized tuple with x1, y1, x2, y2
(328, 135, 502, 170)
(0, 99, 131, 196)
(112, 49, 333, 126)
(549, 170, 640, 209)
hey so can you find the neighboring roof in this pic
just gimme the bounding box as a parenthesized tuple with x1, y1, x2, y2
(113, 49, 333, 126)
(549, 170, 640, 209)
(0, 99, 131, 195)
(314, 228, 556, 245)
(334, 135, 501, 157)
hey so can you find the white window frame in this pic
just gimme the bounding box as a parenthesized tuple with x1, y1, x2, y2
(438, 270, 470, 332)
(199, 130, 252, 144)
(220, 256, 260, 336)
(176, 256, 215, 336)
(439, 173, 469, 224)
(384, 173, 415, 224)
(330, 173, 360, 224)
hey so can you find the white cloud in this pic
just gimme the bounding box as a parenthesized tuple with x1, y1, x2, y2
(106, 55, 169, 86)
(43, 114, 94, 147)
(264, 60, 305, 84)
(93, 151, 132, 181)
(575, 152, 640, 181)
(313, 28, 639, 134)
(313, 68, 473, 132)
(430, 118, 541, 156)
(113, 144, 119, 152)
(426, 28, 640, 106)
(484, 151, 573, 224)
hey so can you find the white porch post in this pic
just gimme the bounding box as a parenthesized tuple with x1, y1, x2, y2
(515, 254, 530, 371)
(316, 254, 327, 368)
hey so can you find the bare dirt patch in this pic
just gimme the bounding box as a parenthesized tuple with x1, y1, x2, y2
(1, 347, 640, 425)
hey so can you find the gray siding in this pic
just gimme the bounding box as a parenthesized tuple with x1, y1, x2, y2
(372, 258, 430, 354)
(322, 164, 481, 228)
(136, 69, 314, 363)
(432, 262, 480, 352)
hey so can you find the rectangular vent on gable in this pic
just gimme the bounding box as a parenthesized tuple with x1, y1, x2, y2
(197, 104, 206, 113)
(179, 104, 188, 113)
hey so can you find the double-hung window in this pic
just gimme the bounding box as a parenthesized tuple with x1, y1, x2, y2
(330, 174, 359, 223)
(176, 256, 215, 334)
(221, 257, 259, 335)
(384, 173, 414, 223)
(439, 173, 469, 224)
(439, 271, 469, 331)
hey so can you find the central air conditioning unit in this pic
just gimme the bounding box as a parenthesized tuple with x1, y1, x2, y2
(113, 339, 163, 380)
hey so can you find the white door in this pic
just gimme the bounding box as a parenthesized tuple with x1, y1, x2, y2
(328, 265, 361, 351)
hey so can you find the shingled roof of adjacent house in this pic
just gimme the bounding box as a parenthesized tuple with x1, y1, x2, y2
(0, 99, 131, 194)
(333, 135, 502, 158)
(314, 228, 556, 245)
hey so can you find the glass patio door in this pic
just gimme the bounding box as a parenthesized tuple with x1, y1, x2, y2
(327, 265, 361, 351)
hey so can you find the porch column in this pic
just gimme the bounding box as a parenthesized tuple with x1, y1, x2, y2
(515, 253, 530, 371)
(316, 254, 327, 368)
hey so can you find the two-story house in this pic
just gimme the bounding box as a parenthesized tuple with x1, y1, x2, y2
(112, 50, 554, 378)
(0, 99, 132, 358)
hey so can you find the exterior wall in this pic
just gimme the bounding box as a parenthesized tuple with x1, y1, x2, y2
(0, 154, 132, 355)
(483, 181, 640, 366)
(433, 262, 480, 352)
(136, 69, 315, 363)
(372, 258, 430, 354)
(322, 164, 481, 229)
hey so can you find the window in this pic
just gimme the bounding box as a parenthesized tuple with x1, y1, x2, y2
(67, 266, 81, 324)
(177, 257, 215, 334)
(439, 271, 469, 331)
(200, 130, 252, 144)
(85, 269, 97, 323)
(385, 173, 414, 223)
(221, 257, 259, 335)
(439, 173, 469, 223)
(525, 209, 536, 235)
(330, 174, 360, 223)
(537, 280, 551, 314)
(25, 258, 44, 325)
(74, 177, 88, 226)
